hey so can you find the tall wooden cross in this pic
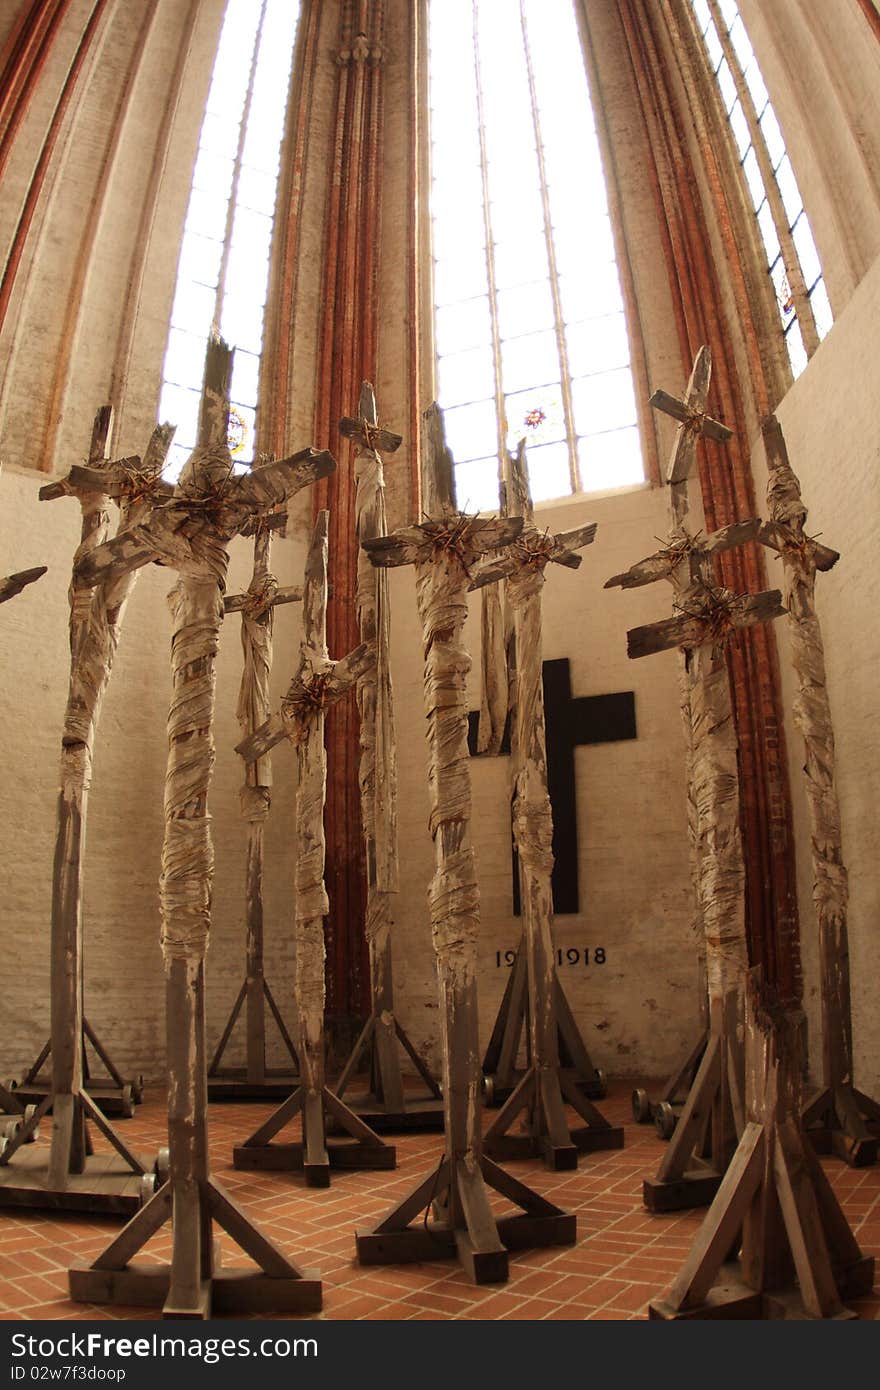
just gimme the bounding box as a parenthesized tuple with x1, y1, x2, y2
(232, 509, 396, 1186)
(355, 402, 574, 1284)
(332, 383, 442, 1127)
(207, 519, 303, 1098)
(759, 415, 879, 1166)
(467, 438, 622, 1169)
(608, 345, 736, 1137)
(68, 334, 326, 1319)
(607, 345, 787, 1211)
(1, 410, 175, 1216)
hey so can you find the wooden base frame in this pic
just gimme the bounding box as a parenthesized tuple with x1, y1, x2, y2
(69, 1178, 322, 1318)
(233, 1083, 396, 1187)
(481, 941, 607, 1105)
(484, 1063, 623, 1171)
(803, 1085, 880, 1169)
(207, 977, 300, 1102)
(649, 977, 874, 1321)
(643, 996, 741, 1214)
(0, 1088, 157, 1216)
(356, 1153, 576, 1284)
(632, 1029, 709, 1138)
(17, 1018, 143, 1117)
(333, 1010, 444, 1133)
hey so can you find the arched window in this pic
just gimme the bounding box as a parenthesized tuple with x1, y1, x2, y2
(158, 0, 301, 479)
(427, 0, 645, 512)
(690, 0, 832, 378)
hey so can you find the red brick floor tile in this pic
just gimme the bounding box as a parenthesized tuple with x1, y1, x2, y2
(1, 1081, 877, 1323)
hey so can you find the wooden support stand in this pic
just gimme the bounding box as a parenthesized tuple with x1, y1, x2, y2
(481, 937, 608, 1105)
(66, 335, 331, 1317)
(642, 994, 741, 1213)
(331, 385, 443, 1133)
(208, 529, 302, 1103)
(2, 411, 173, 1215)
(0, 1086, 158, 1216)
(16, 1018, 143, 1116)
(757, 416, 879, 1170)
(471, 441, 622, 1169)
(649, 972, 874, 1320)
(69, 962, 320, 1318)
(232, 510, 395, 1184)
(233, 1082, 396, 1187)
(357, 1154, 576, 1283)
(355, 404, 576, 1281)
(332, 1009, 444, 1133)
(206, 972, 300, 1101)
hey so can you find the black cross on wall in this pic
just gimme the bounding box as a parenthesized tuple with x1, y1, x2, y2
(468, 657, 637, 914)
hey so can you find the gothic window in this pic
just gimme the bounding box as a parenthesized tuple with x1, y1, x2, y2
(427, 0, 645, 512)
(690, 0, 832, 378)
(158, 0, 301, 479)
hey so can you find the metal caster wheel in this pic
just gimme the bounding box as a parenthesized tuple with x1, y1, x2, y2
(2, 1118, 20, 1142)
(631, 1087, 652, 1124)
(131, 1074, 145, 1105)
(154, 1146, 170, 1186)
(594, 1067, 608, 1099)
(2, 1078, 18, 1093)
(0, 1136, 7, 1160)
(138, 1173, 157, 1206)
(22, 1104, 38, 1143)
(481, 1075, 495, 1105)
(654, 1100, 677, 1140)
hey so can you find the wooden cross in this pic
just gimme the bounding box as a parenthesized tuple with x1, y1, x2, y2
(232, 508, 396, 1186)
(607, 345, 736, 1139)
(355, 402, 574, 1284)
(1, 410, 176, 1216)
(650, 343, 732, 524)
(207, 520, 303, 1098)
(759, 415, 879, 1166)
(607, 345, 785, 1211)
(68, 334, 326, 1319)
(333, 383, 443, 1127)
(466, 439, 621, 1169)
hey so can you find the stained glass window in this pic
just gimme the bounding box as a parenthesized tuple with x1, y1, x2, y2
(690, 0, 831, 379)
(158, 0, 301, 479)
(428, 0, 645, 512)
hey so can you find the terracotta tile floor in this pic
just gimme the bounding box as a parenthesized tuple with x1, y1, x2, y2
(0, 1081, 878, 1321)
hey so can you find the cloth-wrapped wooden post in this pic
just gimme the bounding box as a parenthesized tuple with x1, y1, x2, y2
(0, 411, 176, 1215)
(355, 403, 575, 1285)
(606, 372, 784, 1217)
(758, 415, 879, 1166)
(332, 383, 443, 1129)
(626, 579, 784, 1215)
(67, 333, 326, 1319)
(468, 440, 622, 1170)
(233, 510, 396, 1186)
(649, 968, 874, 1319)
(611, 347, 729, 1134)
(606, 348, 773, 1213)
(207, 522, 303, 1100)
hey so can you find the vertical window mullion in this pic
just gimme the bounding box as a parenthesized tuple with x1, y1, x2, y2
(213, 0, 269, 328)
(471, 0, 507, 499)
(703, 0, 819, 357)
(520, 0, 580, 495)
